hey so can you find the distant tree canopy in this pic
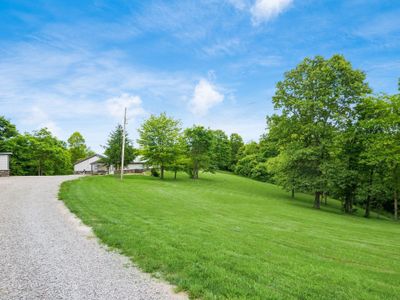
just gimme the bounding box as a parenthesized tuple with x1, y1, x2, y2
(67, 131, 94, 164)
(211, 130, 231, 171)
(1, 123, 72, 175)
(0, 116, 18, 151)
(229, 133, 244, 170)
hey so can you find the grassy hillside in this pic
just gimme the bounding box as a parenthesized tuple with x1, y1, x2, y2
(59, 172, 400, 299)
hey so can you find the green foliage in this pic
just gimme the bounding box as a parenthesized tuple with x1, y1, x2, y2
(0, 116, 18, 151)
(210, 129, 231, 170)
(67, 131, 92, 164)
(183, 125, 215, 179)
(228, 133, 244, 170)
(138, 113, 182, 179)
(269, 54, 371, 209)
(234, 141, 274, 182)
(355, 94, 400, 218)
(5, 129, 72, 175)
(60, 173, 400, 300)
(103, 124, 136, 170)
(150, 168, 159, 177)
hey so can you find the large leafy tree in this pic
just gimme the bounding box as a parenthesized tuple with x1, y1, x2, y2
(67, 131, 93, 164)
(183, 125, 214, 179)
(270, 55, 371, 209)
(103, 124, 135, 171)
(138, 113, 181, 179)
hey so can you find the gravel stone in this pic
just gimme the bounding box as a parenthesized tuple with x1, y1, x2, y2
(0, 176, 187, 300)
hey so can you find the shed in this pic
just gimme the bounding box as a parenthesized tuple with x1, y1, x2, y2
(0, 152, 12, 177)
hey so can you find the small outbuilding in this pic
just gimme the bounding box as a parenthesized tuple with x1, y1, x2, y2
(0, 152, 12, 177)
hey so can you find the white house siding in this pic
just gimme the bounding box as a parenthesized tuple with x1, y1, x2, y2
(74, 155, 102, 173)
(0, 155, 9, 170)
(126, 163, 145, 171)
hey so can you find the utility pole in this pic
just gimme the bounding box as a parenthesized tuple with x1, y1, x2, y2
(120, 107, 127, 180)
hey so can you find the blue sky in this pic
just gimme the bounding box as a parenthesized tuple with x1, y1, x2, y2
(1, 0, 399, 152)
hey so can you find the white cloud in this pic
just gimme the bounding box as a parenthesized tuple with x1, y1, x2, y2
(202, 38, 242, 57)
(22, 106, 62, 137)
(189, 79, 224, 116)
(106, 93, 146, 121)
(227, 0, 248, 10)
(250, 0, 293, 24)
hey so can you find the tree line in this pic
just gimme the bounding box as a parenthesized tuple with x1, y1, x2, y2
(0, 120, 94, 175)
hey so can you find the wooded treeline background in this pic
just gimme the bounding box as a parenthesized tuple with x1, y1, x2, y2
(1, 54, 399, 219)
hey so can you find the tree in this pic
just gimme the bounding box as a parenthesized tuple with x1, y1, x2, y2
(271, 55, 371, 209)
(0, 116, 18, 151)
(357, 94, 400, 219)
(67, 132, 92, 164)
(211, 130, 231, 170)
(31, 128, 72, 175)
(229, 133, 244, 170)
(138, 113, 181, 179)
(5, 133, 38, 175)
(183, 125, 214, 179)
(103, 124, 135, 171)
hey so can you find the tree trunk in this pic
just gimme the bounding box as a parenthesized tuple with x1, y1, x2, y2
(343, 192, 354, 213)
(192, 162, 199, 179)
(160, 165, 164, 179)
(313, 192, 321, 209)
(394, 189, 398, 220)
(364, 195, 371, 218)
(323, 192, 327, 205)
(291, 188, 295, 199)
(174, 170, 177, 180)
(364, 169, 374, 217)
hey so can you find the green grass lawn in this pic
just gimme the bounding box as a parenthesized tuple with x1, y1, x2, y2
(59, 172, 400, 299)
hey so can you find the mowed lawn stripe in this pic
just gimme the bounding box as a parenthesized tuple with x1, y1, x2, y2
(59, 172, 400, 299)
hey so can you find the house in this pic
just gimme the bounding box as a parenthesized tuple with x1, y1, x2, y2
(125, 156, 147, 173)
(74, 154, 107, 174)
(0, 152, 12, 177)
(73, 154, 147, 175)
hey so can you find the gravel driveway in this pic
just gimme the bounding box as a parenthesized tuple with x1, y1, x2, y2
(0, 176, 186, 300)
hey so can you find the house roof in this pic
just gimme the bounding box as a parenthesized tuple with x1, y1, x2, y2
(0, 152, 12, 155)
(131, 155, 147, 163)
(74, 154, 105, 165)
